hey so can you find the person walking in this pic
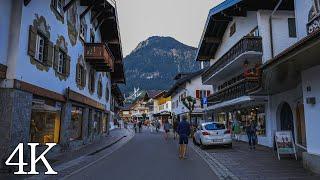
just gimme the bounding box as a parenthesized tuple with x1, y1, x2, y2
(138, 121, 142, 133)
(156, 120, 160, 133)
(246, 120, 257, 150)
(177, 117, 191, 159)
(173, 120, 179, 140)
(163, 120, 171, 140)
(232, 118, 241, 141)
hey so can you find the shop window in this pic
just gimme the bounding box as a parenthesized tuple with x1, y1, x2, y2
(93, 111, 102, 134)
(230, 23, 236, 37)
(69, 106, 83, 141)
(102, 113, 108, 133)
(288, 18, 297, 38)
(30, 99, 61, 144)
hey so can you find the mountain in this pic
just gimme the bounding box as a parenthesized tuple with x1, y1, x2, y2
(120, 36, 201, 95)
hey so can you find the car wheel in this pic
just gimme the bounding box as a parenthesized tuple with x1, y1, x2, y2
(193, 137, 198, 145)
(200, 140, 206, 150)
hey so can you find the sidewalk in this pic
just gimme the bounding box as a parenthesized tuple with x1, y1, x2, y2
(0, 128, 134, 180)
(191, 141, 320, 180)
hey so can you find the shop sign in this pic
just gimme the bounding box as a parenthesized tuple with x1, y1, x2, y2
(275, 131, 297, 160)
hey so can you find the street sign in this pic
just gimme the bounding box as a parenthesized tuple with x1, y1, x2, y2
(202, 97, 208, 105)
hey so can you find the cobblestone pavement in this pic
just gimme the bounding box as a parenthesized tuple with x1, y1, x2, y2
(66, 128, 219, 180)
(191, 140, 320, 180)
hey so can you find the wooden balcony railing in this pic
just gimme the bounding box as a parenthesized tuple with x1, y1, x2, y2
(202, 36, 262, 83)
(84, 43, 114, 72)
(208, 76, 261, 105)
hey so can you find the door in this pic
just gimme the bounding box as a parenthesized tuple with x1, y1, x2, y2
(280, 103, 295, 138)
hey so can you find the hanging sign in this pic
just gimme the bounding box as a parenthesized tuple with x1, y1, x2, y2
(275, 131, 297, 160)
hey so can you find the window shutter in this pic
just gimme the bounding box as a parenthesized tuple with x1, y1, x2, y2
(82, 68, 87, 87)
(28, 25, 37, 57)
(196, 90, 200, 99)
(65, 55, 71, 77)
(44, 41, 54, 67)
(207, 90, 211, 97)
(53, 45, 59, 70)
(76, 64, 80, 84)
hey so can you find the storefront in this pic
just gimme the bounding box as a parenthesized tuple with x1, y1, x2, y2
(30, 97, 62, 144)
(69, 105, 84, 141)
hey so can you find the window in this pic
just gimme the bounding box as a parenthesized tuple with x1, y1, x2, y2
(230, 23, 236, 37)
(288, 18, 297, 38)
(80, 19, 87, 41)
(247, 27, 260, 37)
(76, 63, 86, 88)
(30, 99, 61, 144)
(90, 29, 95, 43)
(57, 50, 65, 74)
(70, 106, 83, 141)
(35, 34, 45, 62)
(56, 0, 64, 15)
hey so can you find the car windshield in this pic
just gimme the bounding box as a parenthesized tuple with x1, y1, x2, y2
(204, 123, 225, 130)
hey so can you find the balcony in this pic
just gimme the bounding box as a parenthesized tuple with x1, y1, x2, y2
(202, 36, 262, 84)
(208, 75, 261, 105)
(84, 43, 114, 72)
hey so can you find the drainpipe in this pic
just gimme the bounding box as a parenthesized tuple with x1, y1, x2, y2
(269, 0, 283, 58)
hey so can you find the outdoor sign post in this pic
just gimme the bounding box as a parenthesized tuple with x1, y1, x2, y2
(202, 97, 208, 122)
(275, 131, 297, 160)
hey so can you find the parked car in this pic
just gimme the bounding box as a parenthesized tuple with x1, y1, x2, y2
(193, 122, 232, 149)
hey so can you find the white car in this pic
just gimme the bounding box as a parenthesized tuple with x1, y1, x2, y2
(193, 122, 232, 148)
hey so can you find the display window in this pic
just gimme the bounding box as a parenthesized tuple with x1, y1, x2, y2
(102, 113, 108, 133)
(70, 106, 83, 141)
(30, 98, 61, 144)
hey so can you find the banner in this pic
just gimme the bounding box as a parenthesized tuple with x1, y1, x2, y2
(275, 131, 297, 160)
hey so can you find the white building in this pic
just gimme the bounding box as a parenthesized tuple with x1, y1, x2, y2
(197, 0, 320, 174)
(166, 70, 213, 125)
(0, 0, 125, 168)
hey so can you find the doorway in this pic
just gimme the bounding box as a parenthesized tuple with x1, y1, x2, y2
(279, 102, 295, 138)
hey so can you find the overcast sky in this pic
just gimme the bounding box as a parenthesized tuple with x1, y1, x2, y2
(116, 0, 223, 56)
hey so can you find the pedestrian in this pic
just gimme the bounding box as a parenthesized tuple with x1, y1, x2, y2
(133, 121, 137, 133)
(246, 120, 257, 150)
(163, 120, 171, 140)
(177, 117, 191, 159)
(173, 120, 179, 140)
(138, 121, 142, 133)
(232, 118, 241, 141)
(156, 121, 160, 133)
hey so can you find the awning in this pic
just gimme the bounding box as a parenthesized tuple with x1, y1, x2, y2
(207, 95, 268, 111)
(262, 30, 320, 95)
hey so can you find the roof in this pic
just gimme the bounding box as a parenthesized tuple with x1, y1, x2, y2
(145, 90, 164, 99)
(196, 0, 294, 61)
(165, 68, 207, 97)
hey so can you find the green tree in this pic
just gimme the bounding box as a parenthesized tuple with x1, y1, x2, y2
(182, 96, 196, 121)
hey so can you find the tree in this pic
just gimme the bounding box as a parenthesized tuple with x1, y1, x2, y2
(182, 96, 196, 121)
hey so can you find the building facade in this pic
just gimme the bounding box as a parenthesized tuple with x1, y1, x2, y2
(152, 91, 172, 123)
(0, 0, 125, 169)
(197, 0, 320, 173)
(166, 70, 213, 125)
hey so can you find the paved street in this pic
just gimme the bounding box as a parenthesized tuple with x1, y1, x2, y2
(67, 128, 218, 180)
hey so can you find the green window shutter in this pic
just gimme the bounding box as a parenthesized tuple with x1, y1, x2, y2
(28, 25, 37, 57)
(44, 41, 54, 67)
(76, 63, 80, 84)
(65, 55, 71, 77)
(53, 45, 59, 70)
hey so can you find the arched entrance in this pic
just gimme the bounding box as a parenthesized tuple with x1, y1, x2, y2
(279, 102, 295, 137)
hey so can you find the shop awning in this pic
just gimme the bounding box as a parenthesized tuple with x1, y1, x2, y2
(207, 95, 268, 111)
(262, 30, 320, 95)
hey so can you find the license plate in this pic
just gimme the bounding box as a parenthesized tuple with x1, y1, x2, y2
(213, 139, 223, 142)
